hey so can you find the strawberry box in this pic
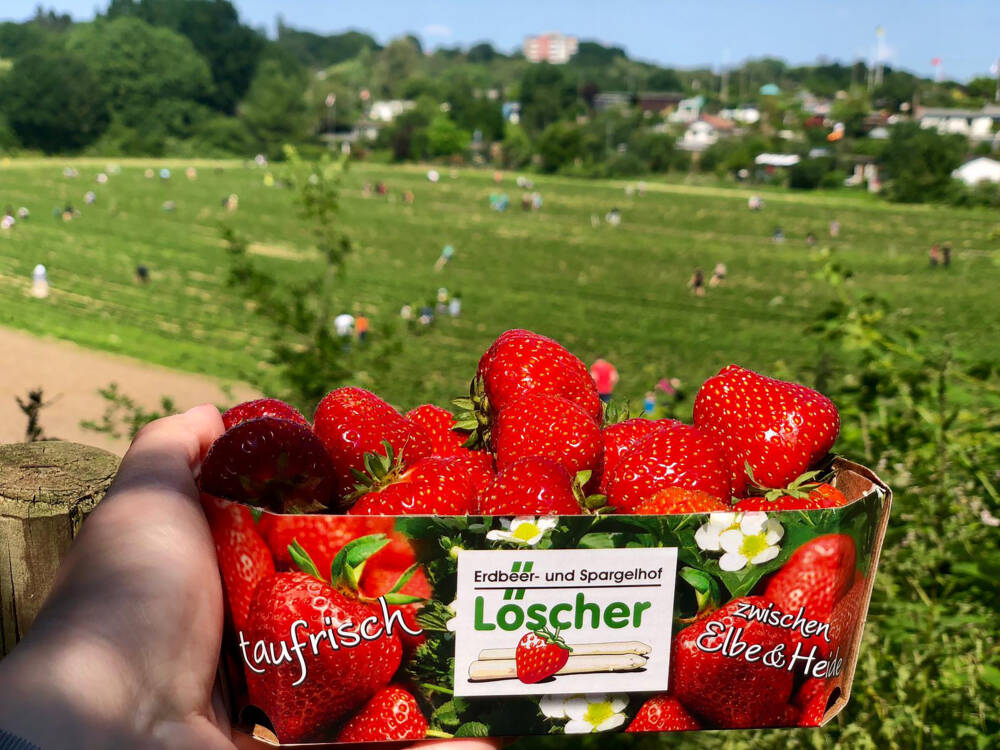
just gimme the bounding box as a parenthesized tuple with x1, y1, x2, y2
(200, 330, 892, 743)
(209, 457, 891, 744)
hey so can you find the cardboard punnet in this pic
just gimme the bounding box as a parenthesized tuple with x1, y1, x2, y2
(212, 458, 891, 745)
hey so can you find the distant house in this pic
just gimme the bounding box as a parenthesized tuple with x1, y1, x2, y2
(700, 114, 737, 132)
(754, 153, 800, 167)
(918, 105, 1000, 141)
(952, 157, 1000, 186)
(523, 32, 578, 64)
(720, 106, 761, 124)
(759, 83, 781, 97)
(592, 91, 684, 115)
(369, 100, 415, 122)
(502, 102, 521, 124)
(679, 120, 719, 151)
(669, 95, 705, 124)
(593, 92, 631, 112)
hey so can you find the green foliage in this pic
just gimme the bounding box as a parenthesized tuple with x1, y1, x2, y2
(426, 114, 471, 157)
(80, 383, 177, 440)
(519, 63, 578, 133)
(67, 17, 212, 153)
(240, 59, 311, 158)
(276, 24, 379, 69)
(882, 122, 967, 203)
(789, 157, 836, 190)
(0, 47, 108, 152)
(373, 37, 422, 98)
(536, 122, 582, 173)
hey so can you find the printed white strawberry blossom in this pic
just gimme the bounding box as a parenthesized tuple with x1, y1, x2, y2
(695, 511, 784, 572)
(445, 599, 458, 632)
(539, 693, 628, 733)
(486, 516, 557, 546)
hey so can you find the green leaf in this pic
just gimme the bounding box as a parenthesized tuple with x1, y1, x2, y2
(383, 592, 426, 605)
(981, 664, 1000, 690)
(389, 563, 419, 593)
(288, 539, 322, 581)
(454, 721, 490, 738)
(330, 533, 389, 587)
(432, 700, 461, 728)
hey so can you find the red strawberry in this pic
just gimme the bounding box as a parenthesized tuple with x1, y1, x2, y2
(477, 456, 586, 515)
(736, 481, 847, 512)
(765, 534, 856, 657)
(335, 685, 428, 742)
(607, 422, 731, 512)
(199, 417, 339, 513)
(626, 695, 701, 732)
(348, 454, 477, 515)
(405, 404, 467, 456)
(360, 564, 431, 651)
(693, 365, 840, 498)
(795, 677, 834, 726)
(671, 596, 796, 728)
(597, 418, 670, 494)
(222, 398, 308, 430)
(313, 387, 432, 501)
(243, 571, 403, 742)
(205, 498, 274, 633)
(631, 487, 733, 515)
(477, 329, 602, 422)
(515, 627, 572, 683)
(257, 514, 395, 576)
(492, 392, 602, 476)
(450, 448, 495, 495)
(827, 577, 868, 660)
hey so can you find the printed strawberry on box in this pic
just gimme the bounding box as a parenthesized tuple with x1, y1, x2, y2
(199, 330, 892, 745)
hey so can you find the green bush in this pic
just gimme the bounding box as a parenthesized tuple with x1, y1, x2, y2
(536, 121, 582, 173)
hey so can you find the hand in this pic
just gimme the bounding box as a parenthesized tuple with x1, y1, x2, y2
(0, 406, 499, 750)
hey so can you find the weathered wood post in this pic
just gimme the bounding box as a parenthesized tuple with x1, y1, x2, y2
(0, 441, 119, 656)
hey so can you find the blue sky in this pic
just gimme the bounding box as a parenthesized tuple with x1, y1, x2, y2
(4, 0, 999, 81)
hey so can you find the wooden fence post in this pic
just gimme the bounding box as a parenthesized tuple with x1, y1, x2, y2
(0, 441, 119, 656)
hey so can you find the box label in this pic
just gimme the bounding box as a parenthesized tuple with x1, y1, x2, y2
(453, 547, 678, 697)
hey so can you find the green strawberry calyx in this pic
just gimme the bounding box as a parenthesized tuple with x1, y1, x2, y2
(288, 534, 426, 605)
(347, 440, 407, 502)
(677, 566, 720, 623)
(743, 462, 829, 502)
(572, 470, 612, 514)
(529, 625, 573, 653)
(452, 375, 492, 450)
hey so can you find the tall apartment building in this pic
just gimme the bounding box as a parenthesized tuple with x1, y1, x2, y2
(523, 33, 578, 64)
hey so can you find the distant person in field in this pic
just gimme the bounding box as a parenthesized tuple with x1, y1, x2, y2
(418, 303, 434, 326)
(929, 244, 941, 267)
(159, 168, 171, 181)
(532, 192, 543, 211)
(625, 184, 635, 198)
(637, 181, 647, 197)
(1, 214, 14, 230)
(61, 204, 76, 221)
(355, 315, 369, 342)
(709, 262, 727, 287)
(449, 294, 462, 317)
(84, 191, 96, 205)
(333, 312, 355, 340)
(224, 194, 238, 212)
(806, 232, 817, 247)
(17, 206, 29, 220)
(403, 190, 415, 205)
(31, 264, 49, 299)
(689, 268, 706, 296)
(643, 390, 656, 416)
(135, 265, 150, 284)
(376, 182, 387, 196)
(942, 242, 952, 268)
(829, 219, 840, 238)
(521, 193, 532, 211)
(436, 288, 449, 316)
(144, 168, 155, 179)
(656, 377, 686, 418)
(400, 304, 413, 321)
(590, 358, 620, 404)
(435, 244, 455, 271)
(748, 195, 763, 211)
(606, 208, 621, 226)
(772, 226, 784, 243)
(162, 200, 176, 213)
(185, 167, 197, 180)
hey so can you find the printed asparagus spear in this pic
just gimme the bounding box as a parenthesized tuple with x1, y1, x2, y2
(477, 640, 651, 661)
(468, 653, 648, 681)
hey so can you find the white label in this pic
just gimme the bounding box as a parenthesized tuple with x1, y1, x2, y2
(453, 547, 677, 697)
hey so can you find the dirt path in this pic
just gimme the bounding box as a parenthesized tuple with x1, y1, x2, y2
(0, 326, 259, 455)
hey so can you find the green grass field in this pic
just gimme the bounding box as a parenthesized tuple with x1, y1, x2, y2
(1, 158, 998, 412)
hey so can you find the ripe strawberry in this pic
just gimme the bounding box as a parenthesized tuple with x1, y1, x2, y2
(515, 627, 572, 683)
(795, 677, 834, 726)
(450, 448, 495, 495)
(243, 571, 403, 742)
(671, 596, 796, 728)
(221, 398, 308, 430)
(205, 498, 274, 633)
(492, 392, 602, 476)
(257, 514, 395, 576)
(476, 456, 587, 515)
(764, 534, 856, 657)
(631, 487, 733, 515)
(597, 418, 670, 494)
(335, 685, 428, 742)
(736, 481, 847, 512)
(827, 577, 868, 659)
(693, 365, 840, 498)
(626, 695, 701, 732)
(606, 422, 731, 512)
(477, 329, 602, 422)
(199, 417, 339, 513)
(360, 564, 431, 651)
(405, 404, 467, 456)
(348, 454, 477, 515)
(313, 387, 432, 502)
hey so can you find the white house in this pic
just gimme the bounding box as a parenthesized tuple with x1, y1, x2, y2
(919, 106, 1000, 142)
(368, 100, 415, 122)
(719, 106, 760, 124)
(669, 96, 705, 124)
(952, 157, 1000, 186)
(679, 120, 718, 151)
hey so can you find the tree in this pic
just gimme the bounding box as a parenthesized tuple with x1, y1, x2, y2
(0, 48, 108, 152)
(67, 18, 212, 143)
(881, 122, 967, 203)
(426, 114, 470, 157)
(519, 63, 577, 133)
(106, 0, 264, 113)
(276, 23, 379, 68)
(466, 43, 496, 63)
(646, 68, 682, 91)
(373, 38, 422, 98)
(240, 59, 310, 156)
(536, 122, 582, 172)
(966, 76, 998, 102)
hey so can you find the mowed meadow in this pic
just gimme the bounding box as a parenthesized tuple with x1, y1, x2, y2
(1, 158, 998, 413)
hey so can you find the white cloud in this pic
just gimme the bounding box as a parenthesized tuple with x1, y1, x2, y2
(422, 24, 452, 38)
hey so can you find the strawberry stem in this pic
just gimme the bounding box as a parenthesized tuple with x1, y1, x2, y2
(426, 729, 454, 739)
